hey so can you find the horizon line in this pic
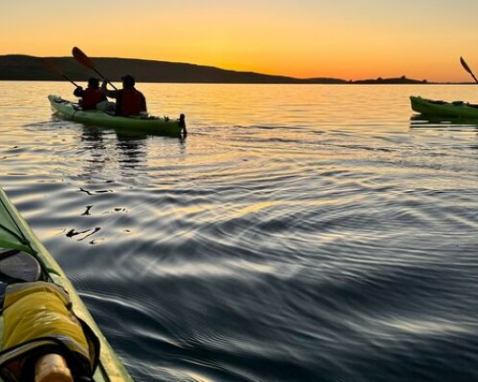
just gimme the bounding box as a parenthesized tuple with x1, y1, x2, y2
(0, 53, 474, 84)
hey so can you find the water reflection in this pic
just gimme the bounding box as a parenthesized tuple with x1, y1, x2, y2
(116, 133, 147, 171)
(410, 114, 478, 129)
(78, 125, 150, 176)
(81, 126, 106, 147)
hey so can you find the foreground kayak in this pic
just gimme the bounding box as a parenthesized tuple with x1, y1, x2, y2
(0, 186, 134, 382)
(410, 96, 478, 118)
(49, 95, 186, 136)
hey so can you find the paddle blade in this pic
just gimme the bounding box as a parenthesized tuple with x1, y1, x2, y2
(460, 56, 472, 74)
(72, 47, 95, 69)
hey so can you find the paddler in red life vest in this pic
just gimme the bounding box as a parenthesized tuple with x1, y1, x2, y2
(73, 77, 106, 110)
(101, 75, 147, 116)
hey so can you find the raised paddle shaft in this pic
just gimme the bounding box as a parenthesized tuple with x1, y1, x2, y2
(460, 57, 478, 84)
(72, 47, 118, 90)
(44, 59, 80, 88)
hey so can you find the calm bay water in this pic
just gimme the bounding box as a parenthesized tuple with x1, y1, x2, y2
(1, 82, 478, 381)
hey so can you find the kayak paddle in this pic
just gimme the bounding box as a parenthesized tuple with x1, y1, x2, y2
(460, 57, 478, 84)
(44, 59, 80, 88)
(72, 47, 118, 90)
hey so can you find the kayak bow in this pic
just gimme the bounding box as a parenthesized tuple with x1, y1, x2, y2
(410, 96, 478, 119)
(0, 186, 134, 382)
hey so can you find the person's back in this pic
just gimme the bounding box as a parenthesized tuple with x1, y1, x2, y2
(102, 75, 147, 117)
(73, 78, 105, 110)
(81, 87, 104, 110)
(116, 88, 147, 117)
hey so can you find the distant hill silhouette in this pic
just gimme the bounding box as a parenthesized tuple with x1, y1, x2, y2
(0, 55, 430, 84)
(353, 75, 427, 84)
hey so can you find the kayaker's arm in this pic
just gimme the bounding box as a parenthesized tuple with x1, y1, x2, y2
(101, 79, 119, 99)
(104, 89, 119, 99)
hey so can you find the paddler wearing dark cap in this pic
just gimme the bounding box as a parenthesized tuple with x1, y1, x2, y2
(101, 74, 147, 117)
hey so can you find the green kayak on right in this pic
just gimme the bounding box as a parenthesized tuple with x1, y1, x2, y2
(410, 96, 478, 118)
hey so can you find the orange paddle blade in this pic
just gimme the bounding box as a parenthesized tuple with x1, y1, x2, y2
(72, 47, 94, 69)
(72, 46, 118, 89)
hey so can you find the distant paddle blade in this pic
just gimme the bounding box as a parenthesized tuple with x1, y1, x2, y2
(72, 46, 94, 69)
(460, 57, 472, 74)
(460, 56, 478, 84)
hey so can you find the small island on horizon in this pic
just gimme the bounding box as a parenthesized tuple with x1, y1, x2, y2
(0, 54, 469, 85)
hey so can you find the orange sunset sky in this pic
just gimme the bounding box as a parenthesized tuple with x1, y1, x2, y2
(1, 0, 478, 82)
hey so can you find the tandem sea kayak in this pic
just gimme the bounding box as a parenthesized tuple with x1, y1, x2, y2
(410, 96, 478, 119)
(0, 186, 134, 382)
(49, 95, 186, 136)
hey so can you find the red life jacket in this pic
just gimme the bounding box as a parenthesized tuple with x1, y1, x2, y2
(118, 89, 144, 116)
(81, 88, 104, 110)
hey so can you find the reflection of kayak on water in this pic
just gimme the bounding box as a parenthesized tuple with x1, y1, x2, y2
(410, 96, 478, 119)
(0, 186, 134, 381)
(49, 95, 186, 137)
(410, 113, 478, 128)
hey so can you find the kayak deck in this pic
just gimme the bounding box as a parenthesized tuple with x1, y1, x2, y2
(49, 94, 186, 137)
(410, 96, 478, 119)
(0, 186, 134, 382)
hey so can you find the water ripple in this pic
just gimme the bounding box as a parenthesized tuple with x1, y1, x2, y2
(2, 83, 478, 381)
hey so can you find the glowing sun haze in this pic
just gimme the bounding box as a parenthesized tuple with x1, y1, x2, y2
(1, 0, 477, 82)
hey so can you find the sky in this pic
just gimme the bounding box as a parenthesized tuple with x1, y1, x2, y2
(1, 0, 478, 82)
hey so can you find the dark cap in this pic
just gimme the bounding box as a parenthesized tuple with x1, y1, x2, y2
(121, 75, 136, 88)
(88, 77, 100, 88)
